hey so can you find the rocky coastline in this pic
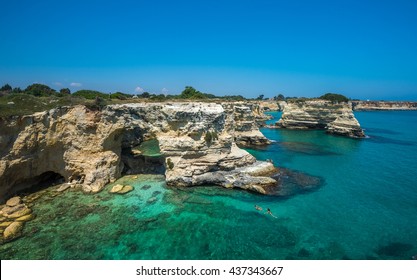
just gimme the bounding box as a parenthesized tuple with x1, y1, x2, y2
(352, 101, 417, 111)
(0, 102, 276, 204)
(274, 100, 365, 138)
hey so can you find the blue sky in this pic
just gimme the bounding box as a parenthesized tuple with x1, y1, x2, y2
(1, 0, 417, 100)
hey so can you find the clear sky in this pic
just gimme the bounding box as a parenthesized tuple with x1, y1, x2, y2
(1, 0, 417, 100)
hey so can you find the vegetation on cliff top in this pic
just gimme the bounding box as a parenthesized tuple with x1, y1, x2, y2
(319, 93, 349, 103)
(0, 82, 351, 117)
(286, 93, 349, 104)
(0, 84, 249, 117)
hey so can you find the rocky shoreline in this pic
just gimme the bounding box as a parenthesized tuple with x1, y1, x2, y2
(352, 101, 417, 111)
(274, 100, 365, 138)
(0, 102, 276, 203)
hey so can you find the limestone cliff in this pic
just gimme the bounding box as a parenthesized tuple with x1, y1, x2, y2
(258, 101, 286, 112)
(352, 101, 417, 111)
(224, 103, 271, 146)
(0, 102, 274, 201)
(276, 100, 365, 138)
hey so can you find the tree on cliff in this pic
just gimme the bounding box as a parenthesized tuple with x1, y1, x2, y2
(320, 93, 349, 103)
(256, 94, 265, 100)
(72, 89, 108, 99)
(140, 92, 150, 98)
(25, 83, 57, 97)
(0, 84, 12, 92)
(275, 94, 285, 101)
(12, 87, 23, 93)
(179, 86, 208, 99)
(60, 88, 71, 95)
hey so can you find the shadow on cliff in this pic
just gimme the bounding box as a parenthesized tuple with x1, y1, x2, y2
(13, 171, 65, 198)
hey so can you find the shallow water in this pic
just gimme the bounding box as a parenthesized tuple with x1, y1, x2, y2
(1, 111, 417, 259)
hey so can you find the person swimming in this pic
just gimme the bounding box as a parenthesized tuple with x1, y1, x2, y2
(254, 205, 263, 211)
(266, 208, 277, 218)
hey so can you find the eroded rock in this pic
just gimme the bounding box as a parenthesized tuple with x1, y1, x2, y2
(6, 196, 21, 207)
(16, 213, 35, 222)
(1, 102, 275, 198)
(109, 184, 133, 194)
(6, 206, 32, 219)
(109, 184, 124, 194)
(276, 100, 365, 138)
(118, 185, 133, 194)
(3, 221, 24, 242)
(56, 184, 71, 192)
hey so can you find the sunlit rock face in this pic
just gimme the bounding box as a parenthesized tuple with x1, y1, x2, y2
(352, 101, 417, 111)
(276, 100, 365, 138)
(0, 102, 274, 201)
(222, 102, 271, 147)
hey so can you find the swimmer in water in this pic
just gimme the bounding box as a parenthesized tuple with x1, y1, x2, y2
(266, 208, 277, 218)
(254, 205, 263, 211)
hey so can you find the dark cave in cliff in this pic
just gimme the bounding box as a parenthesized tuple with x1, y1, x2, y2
(11, 171, 65, 198)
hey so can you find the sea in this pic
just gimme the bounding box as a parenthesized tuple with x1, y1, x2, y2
(1, 111, 417, 260)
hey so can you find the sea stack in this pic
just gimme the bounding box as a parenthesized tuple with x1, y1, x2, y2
(276, 100, 365, 138)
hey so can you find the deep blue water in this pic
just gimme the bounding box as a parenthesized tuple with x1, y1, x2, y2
(1, 111, 416, 259)
(248, 110, 417, 259)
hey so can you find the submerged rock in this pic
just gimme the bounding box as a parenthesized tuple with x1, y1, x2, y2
(376, 242, 414, 257)
(147, 197, 158, 204)
(141, 185, 152, 190)
(260, 168, 323, 196)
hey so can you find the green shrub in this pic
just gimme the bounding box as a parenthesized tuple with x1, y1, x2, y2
(110, 92, 133, 100)
(25, 83, 57, 97)
(166, 158, 174, 170)
(204, 131, 218, 145)
(320, 93, 349, 103)
(0, 84, 12, 92)
(73, 90, 108, 100)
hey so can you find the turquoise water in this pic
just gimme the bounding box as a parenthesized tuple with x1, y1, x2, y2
(133, 139, 162, 157)
(1, 111, 416, 259)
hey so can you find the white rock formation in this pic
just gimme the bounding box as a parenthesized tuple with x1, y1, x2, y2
(0, 102, 275, 201)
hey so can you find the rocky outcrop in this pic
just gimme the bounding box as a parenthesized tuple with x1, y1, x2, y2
(0, 196, 34, 243)
(258, 101, 287, 112)
(352, 101, 417, 110)
(276, 100, 365, 138)
(223, 102, 271, 146)
(109, 184, 133, 194)
(0, 102, 274, 201)
(258, 101, 279, 111)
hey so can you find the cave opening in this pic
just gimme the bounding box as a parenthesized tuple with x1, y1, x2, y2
(121, 138, 166, 175)
(9, 171, 65, 199)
